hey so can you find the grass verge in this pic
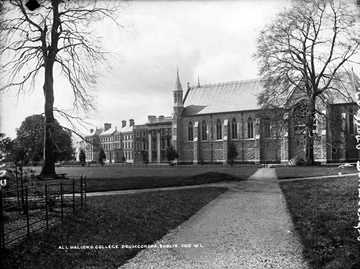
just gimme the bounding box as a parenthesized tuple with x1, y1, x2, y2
(280, 176, 360, 268)
(1, 187, 228, 269)
(275, 166, 356, 179)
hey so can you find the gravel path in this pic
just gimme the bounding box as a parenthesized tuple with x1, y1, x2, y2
(119, 168, 309, 269)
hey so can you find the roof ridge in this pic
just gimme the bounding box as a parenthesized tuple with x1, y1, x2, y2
(189, 78, 262, 89)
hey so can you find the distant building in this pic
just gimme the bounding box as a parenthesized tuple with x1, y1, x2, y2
(84, 116, 172, 164)
(84, 127, 103, 162)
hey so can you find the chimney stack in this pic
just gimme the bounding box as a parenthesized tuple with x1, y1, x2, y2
(148, 115, 156, 123)
(104, 123, 111, 131)
(122, 120, 126, 128)
(129, 119, 135, 127)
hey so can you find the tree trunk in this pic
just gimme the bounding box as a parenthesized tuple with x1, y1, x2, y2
(40, 63, 56, 176)
(40, 0, 61, 176)
(305, 94, 316, 165)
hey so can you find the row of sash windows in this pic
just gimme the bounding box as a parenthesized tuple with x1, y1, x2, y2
(188, 117, 255, 141)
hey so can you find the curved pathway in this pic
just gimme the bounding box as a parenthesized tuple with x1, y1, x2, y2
(119, 168, 309, 269)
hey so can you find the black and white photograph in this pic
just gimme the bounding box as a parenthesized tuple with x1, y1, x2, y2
(1, 0, 360, 268)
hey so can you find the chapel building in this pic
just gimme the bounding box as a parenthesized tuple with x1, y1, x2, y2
(171, 70, 358, 164)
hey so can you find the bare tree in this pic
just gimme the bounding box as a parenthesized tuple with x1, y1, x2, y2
(254, 0, 360, 165)
(0, 0, 123, 175)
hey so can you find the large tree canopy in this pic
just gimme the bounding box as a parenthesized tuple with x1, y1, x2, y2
(0, 0, 122, 175)
(15, 114, 73, 164)
(0, 133, 14, 161)
(254, 0, 360, 165)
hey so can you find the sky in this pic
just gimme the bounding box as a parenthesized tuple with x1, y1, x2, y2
(0, 0, 299, 139)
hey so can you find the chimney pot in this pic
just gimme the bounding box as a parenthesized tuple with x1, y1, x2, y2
(148, 115, 156, 123)
(104, 123, 111, 131)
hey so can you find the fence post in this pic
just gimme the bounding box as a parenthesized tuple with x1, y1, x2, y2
(80, 175, 83, 208)
(15, 165, 20, 214)
(45, 184, 49, 229)
(0, 190, 5, 249)
(84, 175, 87, 207)
(60, 181, 64, 222)
(25, 187, 30, 237)
(72, 178, 75, 214)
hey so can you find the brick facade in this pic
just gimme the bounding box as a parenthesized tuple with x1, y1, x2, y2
(176, 110, 284, 164)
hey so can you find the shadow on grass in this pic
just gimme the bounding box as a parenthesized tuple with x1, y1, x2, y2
(85, 172, 244, 193)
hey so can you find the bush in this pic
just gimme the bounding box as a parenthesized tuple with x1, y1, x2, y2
(287, 156, 305, 166)
(98, 148, 106, 166)
(165, 146, 179, 165)
(79, 149, 86, 166)
(227, 143, 239, 167)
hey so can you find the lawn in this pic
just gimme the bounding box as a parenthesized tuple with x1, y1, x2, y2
(280, 176, 360, 268)
(1, 187, 228, 268)
(275, 165, 357, 179)
(4, 171, 245, 195)
(6, 165, 258, 193)
(28, 164, 260, 179)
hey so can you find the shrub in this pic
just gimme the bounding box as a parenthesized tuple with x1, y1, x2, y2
(98, 148, 106, 166)
(165, 146, 179, 165)
(287, 156, 305, 166)
(227, 143, 239, 167)
(79, 149, 86, 166)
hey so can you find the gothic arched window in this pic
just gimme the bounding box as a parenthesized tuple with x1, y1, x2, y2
(201, 120, 207, 140)
(247, 117, 254, 138)
(349, 109, 355, 135)
(293, 103, 307, 134)
(231, 118, 238, 139)
(263, 118, 271, 138)
(188, 121, 193, 141)
(216, 119, 222, 140)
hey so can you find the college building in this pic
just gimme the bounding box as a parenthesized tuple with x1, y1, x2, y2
(83, 70, 359, 164)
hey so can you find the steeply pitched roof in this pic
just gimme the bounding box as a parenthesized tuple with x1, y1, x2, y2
(120, 125, 133, 133)
(182, 79, 264, 116)
(175, 68, 183, 92)
(326, 70, 358, 104)
(85, 127, 104, 138)
(285, 71, 358, 107)
(100, 126, 117, 136)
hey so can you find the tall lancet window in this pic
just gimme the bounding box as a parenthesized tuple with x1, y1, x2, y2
(201, 120, 207, 140)
(188, 121, 194, 141)
(216, 119, 222, 140)
(231, 118, 238, 139)
(247, 117, 254, 138)
(349, 108, 356, 135)
(263, 118, 271, 138)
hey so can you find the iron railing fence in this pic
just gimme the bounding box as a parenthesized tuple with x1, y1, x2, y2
(0, 175, 86, 249)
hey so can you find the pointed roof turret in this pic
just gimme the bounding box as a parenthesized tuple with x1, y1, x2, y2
(175, 67, 182, 91)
